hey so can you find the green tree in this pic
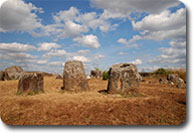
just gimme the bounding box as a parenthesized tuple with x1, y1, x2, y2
(102, 71, 109, 80)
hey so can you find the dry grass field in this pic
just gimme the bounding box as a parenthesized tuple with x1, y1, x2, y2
(0, 76, 186, 125)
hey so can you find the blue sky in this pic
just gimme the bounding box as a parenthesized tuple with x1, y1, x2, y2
(0, 0, 186, 74)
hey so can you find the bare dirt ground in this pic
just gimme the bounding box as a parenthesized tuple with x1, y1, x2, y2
(0, 76, 186, 125)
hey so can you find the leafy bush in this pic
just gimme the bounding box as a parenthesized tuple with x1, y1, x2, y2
(95, 67, 100, 71)
(102, 71, 109, 80)
(154, 68, 169, 75)
(154, 68, 186, 81)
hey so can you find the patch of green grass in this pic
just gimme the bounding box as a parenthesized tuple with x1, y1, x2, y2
(27, 92, 32, 96)
(121, 92, 146, 98)
(100, 91, 108, 95)
(122, 93, 133, 98)
(16, 91, 22, 95)
(133, 92, 146, 97)
(34, 90, 38, 94)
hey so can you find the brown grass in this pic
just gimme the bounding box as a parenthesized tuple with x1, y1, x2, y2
(0, 76, 186, 125)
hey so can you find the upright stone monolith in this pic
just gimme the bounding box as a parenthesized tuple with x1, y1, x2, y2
(107, 63, 140, 94)
(17, 72, 44, 95)
(90, 70, 102, 78)
(63, 60, 89, 91)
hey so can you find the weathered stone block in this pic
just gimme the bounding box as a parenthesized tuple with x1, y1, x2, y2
(90, 70, 102, 78)
(63, 60, 89, 91)
(107, 63, 140, 94)
(17, 73, 44, 95)
(167, 74, 185, 88)
(4, 66, 23, 80)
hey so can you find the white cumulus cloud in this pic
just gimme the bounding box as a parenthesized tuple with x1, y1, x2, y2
(0, 0, 43, 33)
(73, 56, 90, 62)
(91, 0, 180, 18)
(43, 49, 67, 57)
(148, 41, 186, 67)
(117, 38, 140, 48)
(131, 59, 142, 65)
(56, 21, 89, 39)
(76, 49, 90, 55)
(0, 42, 38, 66)
(130, 8, 186, 42)
(73, 34, 100, 49)
(48, 61, 64, 66)
(53, 7, 79, 23)
(37, 60, 47, 64)
(94, 54, 104, 60)
(132, 8, 186, 31)
(0, 42, 36, 52)
(37, 42, 61, 51)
